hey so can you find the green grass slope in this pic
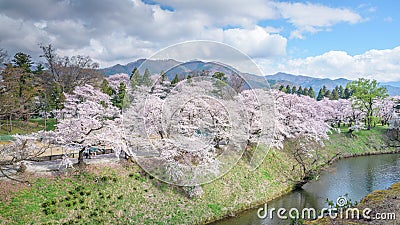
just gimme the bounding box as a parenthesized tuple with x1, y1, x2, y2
(0, 126, 398, 224)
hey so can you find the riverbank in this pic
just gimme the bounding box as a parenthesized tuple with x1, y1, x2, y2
(0, 126, 399, 224)
(306, 181, 400, 225)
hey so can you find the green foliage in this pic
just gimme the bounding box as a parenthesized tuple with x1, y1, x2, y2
(34, 64, 45, 75)
(171, 74, 179, 85)
(130, 67, 141, 90)
(12, 52, 33, 73)
(285, 85, 291, 94)
(279, 85, 285, 92)
(291, 86, 297, 94)
(297, 86, 303, 96)
(0, 63, 41, 121)
(348, 78, 388, 129)
(303, 87, 308, 96)
(308, 87, 315, 98)
(338, 85, 344, 98)
(115, 82, 127, 109)
(280, 85, 315, 98)
(101, 79, 114, 96)
(330, 88, 339, 100)
(0, 118, 57, 135)
(212, 72, 227, 81)
(160, 70, 167, 83)
(142, 68, 152, 87)
(207, 204, 222, 215)
(317, 88, 324, 101)
(48, 82, 65, 110)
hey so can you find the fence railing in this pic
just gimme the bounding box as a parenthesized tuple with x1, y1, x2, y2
(30, 148, 115, 162)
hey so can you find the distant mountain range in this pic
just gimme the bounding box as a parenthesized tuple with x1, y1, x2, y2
(99, 59, 400, 96)
(99, 59, 180, 76)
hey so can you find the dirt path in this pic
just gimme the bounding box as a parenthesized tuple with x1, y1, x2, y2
(0, 154, 120, 180)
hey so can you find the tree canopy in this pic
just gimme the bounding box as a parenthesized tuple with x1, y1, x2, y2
(348, 78, 388, 130)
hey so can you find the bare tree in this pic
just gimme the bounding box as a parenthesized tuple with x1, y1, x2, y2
(40, 44, 103, 93)
(39, 44, 59, 82)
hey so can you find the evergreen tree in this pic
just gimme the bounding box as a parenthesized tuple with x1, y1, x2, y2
(321, 85, 327, 94)
(160, 70, 167, 83)
(308, 87, 315, 98)
(48, 82, 65, 110)
(171, 74, 179, 85)
(101, 79, 114, 96)
(324, 90, 331, 98)
(34, 64, 45, 75)
(317, 88, 324, 101)
(279, 85, 287, 93)
(344, 86, 351, 99)
(330, 88, 339, 100)
(142, 68, 152, 87)
(12, 52, 33, 73)
(212, 72, 227, 81)
(303, 87, 308, 96)
(130, 67, 141, 90)
(291, 86, 297, 95)
(297, 86, 303, 96)
(285, 85, 291, 94)
(338, 85, 344, 98)
(112, 82, 127, 110)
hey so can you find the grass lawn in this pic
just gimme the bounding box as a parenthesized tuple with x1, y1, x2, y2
(327, 125, 391, 155)
(0, 118, 57, 140)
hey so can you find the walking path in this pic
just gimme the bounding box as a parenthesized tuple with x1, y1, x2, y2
(0, 154, 120, 179)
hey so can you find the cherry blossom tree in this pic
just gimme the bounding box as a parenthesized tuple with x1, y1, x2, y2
(54, 84, 126, 165)
(388, 97, 400, 141)
(376, 97, 396, 126)
(0, 132, 51, 183)
(273, 91, 331, 143)
(106, 73, 130, 91)
(124, 78, 247, 187)
(271, 91, 334, 182)
(317, 98, 353, 128)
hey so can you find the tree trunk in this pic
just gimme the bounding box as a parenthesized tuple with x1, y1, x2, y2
(8, 114, 12, 133)
(78, 148, 85, 165)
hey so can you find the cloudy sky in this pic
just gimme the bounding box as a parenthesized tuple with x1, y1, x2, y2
(0, 0, 399, 81)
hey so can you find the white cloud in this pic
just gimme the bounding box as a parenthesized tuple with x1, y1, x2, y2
(0, 0, 365, 70)
(275, 2, 363, 39)
(222, 26, 287, 58)
(384, 16, 394, 22)
(259, 47, 400, 82)
(0, 14, 52, 53)
(153, 0, 278, 27)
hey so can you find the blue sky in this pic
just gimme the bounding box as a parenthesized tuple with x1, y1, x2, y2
(279, 0, 400, 58)
(0, 0, 399, 81)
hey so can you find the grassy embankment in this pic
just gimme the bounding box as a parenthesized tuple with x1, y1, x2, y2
(0, 126, 398, 224)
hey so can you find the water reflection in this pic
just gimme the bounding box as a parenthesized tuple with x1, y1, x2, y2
(213, 154, 400, 225)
